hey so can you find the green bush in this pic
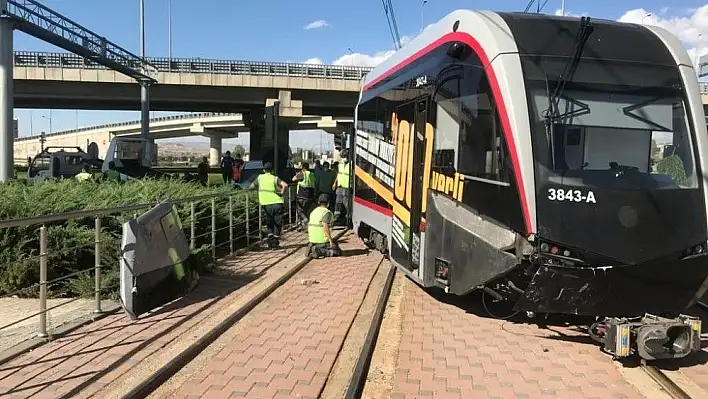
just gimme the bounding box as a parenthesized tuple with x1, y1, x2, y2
(0, 178, 261, 298)
(656, 155, 688, 186)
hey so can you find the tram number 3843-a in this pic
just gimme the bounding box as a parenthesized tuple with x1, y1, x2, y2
(547, 188, 597, 204)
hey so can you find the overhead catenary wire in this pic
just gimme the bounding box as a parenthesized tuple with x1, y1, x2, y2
(381, 0, 402, 50)
(523, 0, 551, 13)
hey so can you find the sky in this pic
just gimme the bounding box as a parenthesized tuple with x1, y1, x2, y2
(12, 0, 708, 151)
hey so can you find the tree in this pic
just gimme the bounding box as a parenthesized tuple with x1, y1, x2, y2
(233, 145, 246, 158)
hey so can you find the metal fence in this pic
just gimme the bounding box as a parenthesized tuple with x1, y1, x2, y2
(13, 51, 374, 81)
(0, 186, 301, 350)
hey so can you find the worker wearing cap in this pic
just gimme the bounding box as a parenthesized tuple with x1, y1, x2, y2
(292, 161, 315, 231)
(250, 162, 288, 249)
(307, 194, 341, 258)
(332, 149, 352, 227)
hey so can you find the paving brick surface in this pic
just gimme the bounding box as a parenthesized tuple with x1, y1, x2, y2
(0, 232, 307, 399)
(391, 281, 645, 399)
(170, 234, 382, 399)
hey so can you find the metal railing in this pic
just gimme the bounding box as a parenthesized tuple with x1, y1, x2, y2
(699, 82, 708, 95)
(0, 184, 300, 346)
(13, 51, 374, 81)
(7, 1, 157, 82)
(14, 112, 239, 142)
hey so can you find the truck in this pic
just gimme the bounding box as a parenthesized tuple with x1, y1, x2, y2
(27, 137, 162, 182)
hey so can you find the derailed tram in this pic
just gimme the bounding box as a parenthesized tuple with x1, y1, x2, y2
(351, 10, 708, 360)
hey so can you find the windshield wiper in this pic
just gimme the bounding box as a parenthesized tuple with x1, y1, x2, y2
(542, 16, 595, 170)
(547, 16, 595, 121)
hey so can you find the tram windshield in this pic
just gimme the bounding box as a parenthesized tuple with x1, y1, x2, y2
(521, 56, 699, 190)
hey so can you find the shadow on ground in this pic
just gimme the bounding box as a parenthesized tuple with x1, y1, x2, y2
(0, 233, 307, 399)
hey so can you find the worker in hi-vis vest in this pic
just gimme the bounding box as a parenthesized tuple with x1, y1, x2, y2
(332, 149, 351, 227)
(292, 161, 315, 231)
(250, 162, 288, 249)
(307, 194, 341, 258)
(75, 164, 93, 182)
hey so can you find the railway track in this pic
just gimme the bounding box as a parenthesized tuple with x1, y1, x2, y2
(632, 300, 708, 399)
(640, 362, 693, 399)
(117, 229, 396, 399)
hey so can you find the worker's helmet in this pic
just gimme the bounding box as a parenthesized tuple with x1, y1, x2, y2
(318, 193, 330, 204)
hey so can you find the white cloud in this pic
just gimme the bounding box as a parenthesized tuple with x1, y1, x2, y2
(618, 6, 708, 68)
(326, 25, 433, 68)
(303, 57, 323, 64)
(304, 20, 329, 30)
(554, 9, 585, 17)
(331, 50, 396, 68)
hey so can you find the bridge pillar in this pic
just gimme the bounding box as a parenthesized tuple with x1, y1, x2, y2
(247, 110, 265, 160)
(209, 135, 222, 167)
(0, 0, 13, 182)
(247, 107, 293, 169)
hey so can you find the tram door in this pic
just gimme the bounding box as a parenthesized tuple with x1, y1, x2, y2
(391, 96, 428, 278)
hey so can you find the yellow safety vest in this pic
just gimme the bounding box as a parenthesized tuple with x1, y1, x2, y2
(298, 170, 314, 189)
(308, 206, 332, 244)
(258, 172, 284, 205)
(75, 172, 92, 182)
(338, 161, 350, 189)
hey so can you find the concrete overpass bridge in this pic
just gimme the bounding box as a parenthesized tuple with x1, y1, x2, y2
(13, 112, 353, 166)
(13, 51, 373, 117)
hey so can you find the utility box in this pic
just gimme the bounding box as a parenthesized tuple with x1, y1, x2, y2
(119, 200, 195, 320)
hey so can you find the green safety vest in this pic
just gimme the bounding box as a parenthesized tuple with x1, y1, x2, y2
(257, 172, 284, 205)
(308, 206, 332, 244)
(105, 169, 121, 181)
(298, 170, 314, 188)
(75, 172, 92, 182)
(338, 161, 350, 189)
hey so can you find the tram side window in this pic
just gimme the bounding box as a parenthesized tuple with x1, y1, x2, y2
(433, 66, 507, 183)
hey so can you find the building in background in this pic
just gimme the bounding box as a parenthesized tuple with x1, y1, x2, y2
(12, 118, 18, 139)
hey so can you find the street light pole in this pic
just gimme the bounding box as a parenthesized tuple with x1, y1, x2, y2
(168, 0, 172, 60)
(560, 0, 565, 16)
(421, 0, 427, 32)
(139, 0, 151, 166)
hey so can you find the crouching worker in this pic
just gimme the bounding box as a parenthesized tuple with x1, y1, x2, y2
(307, 194, 341, 258)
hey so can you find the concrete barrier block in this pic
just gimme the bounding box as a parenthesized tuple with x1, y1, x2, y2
(80, 69, 99, 82)
(63, 69, 81, 81)
(45, 68, 63, 81)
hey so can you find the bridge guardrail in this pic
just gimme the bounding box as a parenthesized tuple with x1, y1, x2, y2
(15, 112, 240, 141)
(0, 183, 300, 350)
(13, 51, 374, 81)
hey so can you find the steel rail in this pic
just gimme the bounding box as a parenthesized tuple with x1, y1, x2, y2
(121, 229, 349, 399)
(344, 263, 396, 399)
(641, 363, 692, 399)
